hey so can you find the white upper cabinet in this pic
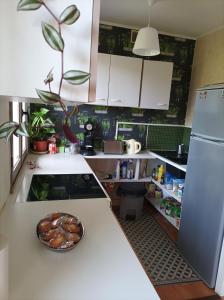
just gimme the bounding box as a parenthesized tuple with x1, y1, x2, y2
(95, 53, 110, 105)
(108, 55, 142, 108)
(0, 0, 97, 103)
(140, 60, 173, 110)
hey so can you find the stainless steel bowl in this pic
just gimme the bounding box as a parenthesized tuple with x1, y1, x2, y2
(36, 212, 84, 252)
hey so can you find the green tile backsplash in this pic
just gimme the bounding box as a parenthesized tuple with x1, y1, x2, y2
(148, 126, 185, 151)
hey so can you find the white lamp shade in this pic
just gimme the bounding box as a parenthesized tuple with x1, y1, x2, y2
(133, 27, 160, 56)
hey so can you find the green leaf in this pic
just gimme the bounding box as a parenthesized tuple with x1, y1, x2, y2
(15, 122, 29, 137)
(42, 23, 64, 52)
(0, 122, 18, 140)
(60, 5, 80, 25)
(45, 118, 54, 126)
(63, 70, 91, 85)
(17, 0, 42, 11)
(40, 108, 49, 115)
(36, 89, 61, 104)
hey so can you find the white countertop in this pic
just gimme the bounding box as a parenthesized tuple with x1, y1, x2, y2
(0, 153, 160, 300)
(84, 150, 187, 172)
(84, 151, 156, 160)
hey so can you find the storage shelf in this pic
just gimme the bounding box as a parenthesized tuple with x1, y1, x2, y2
(146, 196, 180, 230)
(151, 178, 182, 203)
(100, 177, 152, 183)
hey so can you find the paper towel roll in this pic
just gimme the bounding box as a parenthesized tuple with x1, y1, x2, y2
(0, 235, 8, 300)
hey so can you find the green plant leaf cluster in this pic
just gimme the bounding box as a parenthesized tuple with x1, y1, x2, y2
(42, 23, 64, 52)
(0, 121, 29, 142)
(29, 107, 55, 140)
(36, 89, 61, 104)
(17, 0, 42, 11)
(63, 70, 91, 85)
(60, 5, 80, 25)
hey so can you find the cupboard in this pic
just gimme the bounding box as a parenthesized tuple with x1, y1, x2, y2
(0, 0, 100, 104)
(96, 53, 173, 110)
(140, 60, 173, 110)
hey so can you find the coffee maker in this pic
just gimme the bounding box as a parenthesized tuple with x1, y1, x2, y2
(80, 119, 96, 156)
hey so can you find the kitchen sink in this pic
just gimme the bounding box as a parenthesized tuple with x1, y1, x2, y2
(153, 150, 188, 165)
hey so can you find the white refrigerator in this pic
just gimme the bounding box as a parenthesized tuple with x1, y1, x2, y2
(178, 84, 224, 288)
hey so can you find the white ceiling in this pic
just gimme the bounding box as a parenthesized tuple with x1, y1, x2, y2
(100, 0, 224, 38)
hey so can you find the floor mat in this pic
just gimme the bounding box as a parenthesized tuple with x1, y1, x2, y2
(117, 212, 200, 286)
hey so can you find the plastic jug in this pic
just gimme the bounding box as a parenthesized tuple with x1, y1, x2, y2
(124, 139, 141, 154)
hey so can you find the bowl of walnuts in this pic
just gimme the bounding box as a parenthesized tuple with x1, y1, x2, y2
(36, 212, 84, 251)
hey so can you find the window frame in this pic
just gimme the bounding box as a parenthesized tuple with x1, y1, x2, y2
(10, 101, 28, 186)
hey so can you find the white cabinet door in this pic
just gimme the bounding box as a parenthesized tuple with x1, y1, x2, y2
(95, 53, 110, 106)
(0, 0, 94, 103)
(140, 60, 173, 110)
(108, 55, 142, 108)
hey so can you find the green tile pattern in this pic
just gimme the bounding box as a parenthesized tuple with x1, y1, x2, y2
(148, 126, 185, 151)
(182, 127, 191, 152)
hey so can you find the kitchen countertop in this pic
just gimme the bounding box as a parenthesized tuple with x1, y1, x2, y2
(84, 150, 156, 159)
(0, 153, 160, 300)
(84, 150, 187, 172)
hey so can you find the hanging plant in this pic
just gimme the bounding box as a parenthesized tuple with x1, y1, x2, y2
(0, 0, 90, 143)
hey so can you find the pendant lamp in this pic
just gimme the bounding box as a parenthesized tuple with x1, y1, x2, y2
(133, 0, 160, 56)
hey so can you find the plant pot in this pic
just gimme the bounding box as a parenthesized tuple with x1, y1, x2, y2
(33, 140, 48, 152)
(57, 146, 65, 153)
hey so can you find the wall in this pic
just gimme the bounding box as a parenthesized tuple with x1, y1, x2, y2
(185, 27, 224, 126)
(0, 98, 10, 212)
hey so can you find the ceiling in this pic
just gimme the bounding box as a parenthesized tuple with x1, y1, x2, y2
(100, 0, 224, 38)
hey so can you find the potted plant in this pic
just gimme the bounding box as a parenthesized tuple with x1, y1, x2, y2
(56, 138, 67, 153)
(29, 107, 55, 153)
(0, 1, 90, 143)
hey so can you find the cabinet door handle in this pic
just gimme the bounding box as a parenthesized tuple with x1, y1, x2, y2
(110, 99, 122, 103)
(96, 98, 106, 101)
(157, 103, 167, 106)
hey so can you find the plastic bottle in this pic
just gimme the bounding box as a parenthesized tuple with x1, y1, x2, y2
(127, 160, 134, 179)
(156, 165, 160, 180)
(152, 168, 156, 179)
(121, 161, 127, 179)
(158, 165, 165, 182)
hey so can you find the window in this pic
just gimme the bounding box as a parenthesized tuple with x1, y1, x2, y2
(11, 101, 28, 184)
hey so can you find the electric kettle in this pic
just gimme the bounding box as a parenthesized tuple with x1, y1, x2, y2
(124, 139, 141, 154)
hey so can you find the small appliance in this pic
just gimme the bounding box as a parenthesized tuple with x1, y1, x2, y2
(103, 140, 125, 154)
(124, 139, 141, 154)
(80, 119, 96, 156)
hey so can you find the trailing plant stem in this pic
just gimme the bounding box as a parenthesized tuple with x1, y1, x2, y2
(42, 2, 67, 117)
(42, 2, 60, 24)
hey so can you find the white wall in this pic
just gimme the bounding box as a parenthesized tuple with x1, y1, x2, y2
(0, 98, 10, 212)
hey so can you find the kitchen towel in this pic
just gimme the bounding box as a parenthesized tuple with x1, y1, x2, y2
(0, 234, 8, 300)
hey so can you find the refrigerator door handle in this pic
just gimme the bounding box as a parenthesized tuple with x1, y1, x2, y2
(191, 133, 224, 144)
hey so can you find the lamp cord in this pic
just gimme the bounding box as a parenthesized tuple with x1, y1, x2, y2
(147, 0, 157, 27)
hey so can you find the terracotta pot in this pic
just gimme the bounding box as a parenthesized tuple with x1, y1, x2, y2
(33, 140, 48, 152)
